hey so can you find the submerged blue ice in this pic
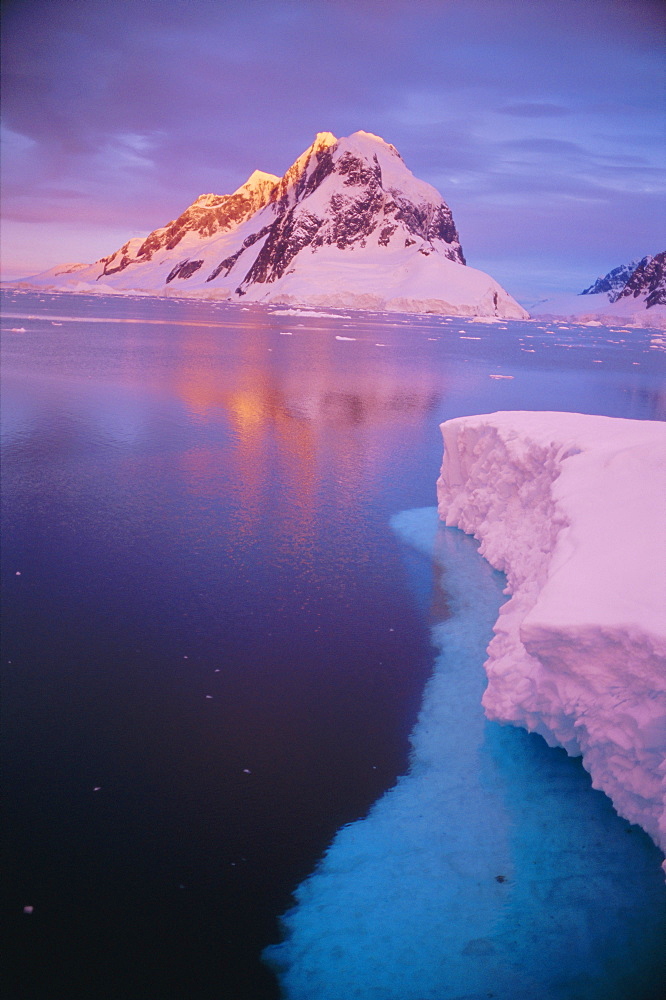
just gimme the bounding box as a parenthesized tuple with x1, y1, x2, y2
(264, 508, 665, 999)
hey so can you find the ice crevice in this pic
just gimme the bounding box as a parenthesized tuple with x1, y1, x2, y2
(437, 410, 666, 867)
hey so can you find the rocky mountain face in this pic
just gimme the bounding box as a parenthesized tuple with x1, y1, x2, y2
(99, 169, 281, 278)
(580, 258, 645, 296)
(611, 252, 665, 308)
(18, 131, 528, 318)
(580, 253, 665, 308)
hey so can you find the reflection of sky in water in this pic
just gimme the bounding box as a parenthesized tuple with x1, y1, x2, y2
(2, 290, 665, 999)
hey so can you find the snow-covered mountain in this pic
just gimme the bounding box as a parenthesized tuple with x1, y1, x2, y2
(531, 253, 666, 326)
(15, 131, 527, 319)
(580, 258, 646, 297)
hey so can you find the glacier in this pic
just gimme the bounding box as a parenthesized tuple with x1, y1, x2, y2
(437, 410, 666, 868)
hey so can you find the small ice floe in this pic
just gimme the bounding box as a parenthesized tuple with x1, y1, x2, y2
(183, 655, 188, 659)
(374, 343, 386, 347)
(335, 335, 356, 341)
(23, 906, 33, 915)
(214, 668, 220, 673)
(243, 768, 251, 774)
(93, 786, 102, 792)
(489, 374, 514, 379)
(279, 331, 293, 335)
(205, 695, 213, 699)
(592, 359, 603, 363)
(15, 571, 21, 576)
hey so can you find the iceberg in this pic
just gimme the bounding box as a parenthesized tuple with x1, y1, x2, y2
(437, 411, 666, 867)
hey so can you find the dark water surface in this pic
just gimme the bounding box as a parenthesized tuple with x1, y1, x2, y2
(2, 290, 664, 999)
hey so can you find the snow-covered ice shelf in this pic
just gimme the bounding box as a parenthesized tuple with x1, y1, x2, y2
(437, 410, 666, 866)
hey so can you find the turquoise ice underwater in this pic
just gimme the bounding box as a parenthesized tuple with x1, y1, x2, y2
(264, 508, 666, 1000)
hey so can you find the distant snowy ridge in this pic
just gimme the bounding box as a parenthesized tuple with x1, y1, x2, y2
(531, 252, 666, 327)
(437, 411, 666, 868)
(13, 131, 527, 319)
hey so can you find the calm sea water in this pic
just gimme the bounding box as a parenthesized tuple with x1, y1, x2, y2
(2, 289, 664, 999)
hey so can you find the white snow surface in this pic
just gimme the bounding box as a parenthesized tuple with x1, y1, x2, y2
(437, 411, 666, 865)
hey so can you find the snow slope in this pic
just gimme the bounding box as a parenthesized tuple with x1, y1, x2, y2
(437, 411, 666, 866)
(13, 131, 527, 319)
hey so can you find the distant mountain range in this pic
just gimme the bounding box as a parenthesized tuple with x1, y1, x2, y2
(581, 254, 665, 308)
(13, 131, 528, 319)
(531, 252, 665, 325)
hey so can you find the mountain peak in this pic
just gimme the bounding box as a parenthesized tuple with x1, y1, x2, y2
(237, 169, 281, 192)
(20, 130, 528, 319)
(348, 130, 397, 151)
(312, 131, 338, 149)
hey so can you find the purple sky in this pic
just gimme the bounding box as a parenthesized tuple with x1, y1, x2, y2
(1, 0, 664, 300)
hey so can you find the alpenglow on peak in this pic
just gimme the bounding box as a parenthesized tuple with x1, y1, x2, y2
(17, 131, 528, 319)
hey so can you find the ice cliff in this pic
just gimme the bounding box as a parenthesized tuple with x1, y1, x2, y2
(437, 411, 666, 866)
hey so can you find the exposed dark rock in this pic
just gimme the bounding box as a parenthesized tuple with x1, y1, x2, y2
(240, 210, 324, 287)
(612, 251, 665, 307)
(166, 259, 204, 283)
(378, 225, 397, 246)
(392, 195, 464, 262)
(300, 148, 336, 199)
(206, 226, 271, 282)
(581, 258, 648, 296)
(99, 241, 136, 277)
(336, 151, 383, 188)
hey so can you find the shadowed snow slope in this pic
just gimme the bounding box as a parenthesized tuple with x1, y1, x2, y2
(437, 411, 666, 866)
(13, 131, 527, 319)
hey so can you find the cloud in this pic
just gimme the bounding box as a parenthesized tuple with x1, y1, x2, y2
(1, 0, 663, 294)
(498, 103, 572, 118)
